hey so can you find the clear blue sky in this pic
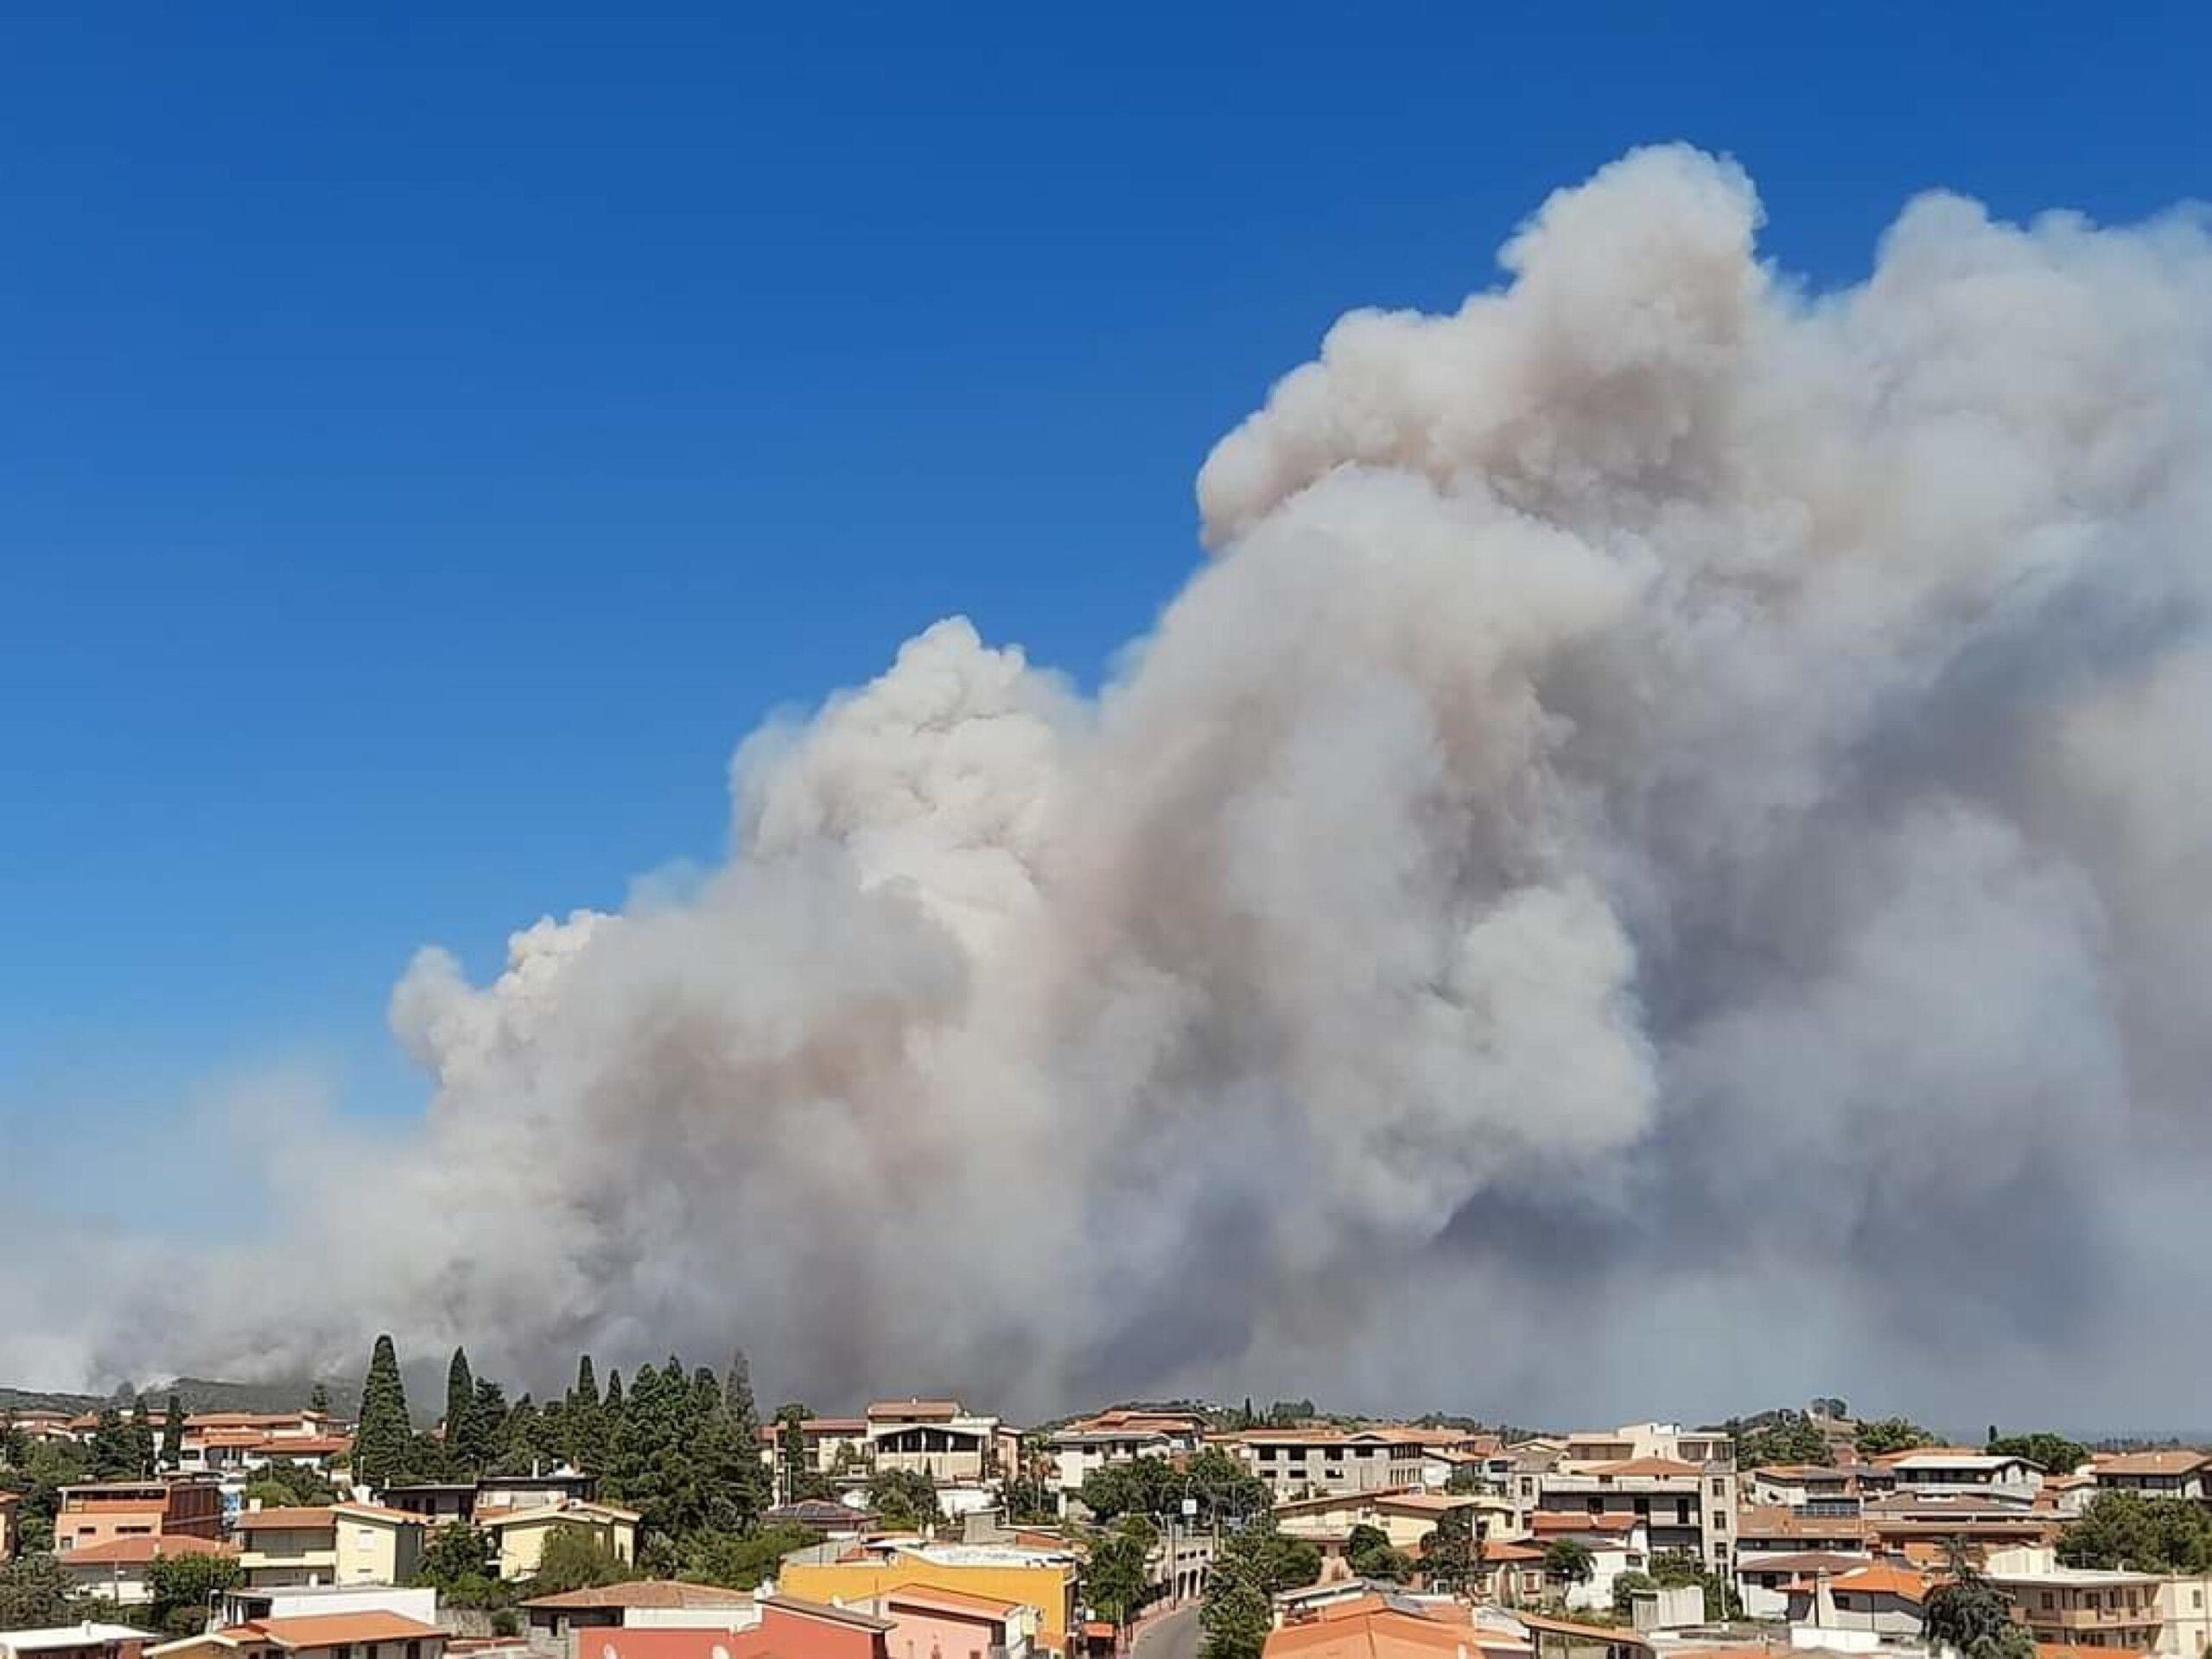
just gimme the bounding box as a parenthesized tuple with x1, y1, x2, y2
(3, 1, 2205, 1213)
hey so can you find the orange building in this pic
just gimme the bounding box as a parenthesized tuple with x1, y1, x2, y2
(53, 1478, 225, 1553)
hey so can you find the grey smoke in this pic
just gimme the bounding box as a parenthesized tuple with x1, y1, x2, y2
(12, 146, 2211, 1426)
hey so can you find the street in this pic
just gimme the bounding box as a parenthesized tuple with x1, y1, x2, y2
(1132, 1604, 1202, 1659)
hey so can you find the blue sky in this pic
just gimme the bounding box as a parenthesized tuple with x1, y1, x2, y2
(3, 0, 2205, 1216)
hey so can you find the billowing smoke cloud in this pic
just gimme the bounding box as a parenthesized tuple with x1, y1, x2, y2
(16, 146, 2212, 1425)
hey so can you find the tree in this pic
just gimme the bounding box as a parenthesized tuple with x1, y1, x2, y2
(246, 1459, 340, 1508)
(869, 1468, 942, 1530)
(159, 1394, 186, 1471)
(1421, 1510, 1478, 1593)
(1202, 1524, 1318, 1659)
(1345, 1524, 1412, 1583)
(680, 1524, 824, 1592)
(1443, 1465, 1489, 1495)
(1084, 1521, 1154, 1625)
(3, 1437, 91, 1552)
(309, 1382, 332, 1416)
(1854, 1417, 1938, 1458)
(2061, 1493, 2212, 1573)
(531, 1523, 639, 1595)
(1002, 1473, 1058, 1524)
(413, 1522, 497, 1587)
(355, 1333, 415, 1490)
(1733, 1414, 1828, 1469)
(1925, 1561, 2034, 1659)
(1986, 1432, 2089, 1476)
(1544, 1539, 1596, 1590)
(445, 1348, 476, 1459)
(0, 1554, 74, 1628)
(90, 1403, 141, 1478)
(1183, 1446, 1270, 1526)
(1612, 1571, 1658, 1617)
(147, 1548, 243, 1633)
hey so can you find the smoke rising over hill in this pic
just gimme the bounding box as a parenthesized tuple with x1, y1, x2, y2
(10, 147, 2210, 1421)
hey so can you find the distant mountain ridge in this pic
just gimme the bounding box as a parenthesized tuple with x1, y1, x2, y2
(1, 1375, 360, 1419)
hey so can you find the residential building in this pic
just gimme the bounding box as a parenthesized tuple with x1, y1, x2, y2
(1560, 1426, 1735, 1472)
(1046, 1421, 1186, 1499)
(576, 1597, 893, 1659)
(1858, 1495, 2058, 1566)
(1986, 1561, 2212, 1657)
(217, 1589, 437, 1633)
(763, 1501, 874, 1539)
(54, 1481, 226, 1554)
(861, 1583, 1041, 1659)
(369, 1486, 476, 1527)
(522, 1582, 758, 1643)
(55, 1536, 236, 1605)
(1522, 1515, 1648, 1613)
(1229, 1431, 1429, 1500)
(1733, 1552, 1872, 1621)
(145, 1611, 446, 1659)
(758, 1420, 874, 1478)
(0, 1626, 156, 1659)
(1518, 1459, 1738, 1571)
(1745, 1467, 1860, 1514)
(1262, 1596, 1534, 1659)
(1783, 1561, 1929, 1639)
(777, 1540, 1079, 1650)
(865, 1404, 1005, 1486)
(1274, 1489, 1502, 1556)
(1476, 1541, 1549, 1608)
(2089, 1453, 2211, 1504)
(1879, 1452, 2043, 1501)
(476, 1499, 639, 1581)
(475, 1471, 597, 1512)
(231, 1504, 427, 1591)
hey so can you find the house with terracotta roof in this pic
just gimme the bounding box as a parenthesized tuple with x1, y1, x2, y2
(861, 1581, 1042, 1659)
(776, 1541, 1078, 1651)
(520, 1580, 757, 1643)
(1783, 1561, 1929, 1639)
(2088, 1451, 2210, 1503)
(55, 1534, 237, 1605)
(1560, 1427, 1734, 1473)
(1262, 1597, 1533, 1659)
(54, 1480, 226, 1554)
(865, 1404, 1009, 1487)
(145, 1610, 445, 1659)
(1517, 1457, 1738, 1572)
(1745, 1467, 1859, 1515)
(574, 1597, 893, 1659)
(1731, 1552, 1873, 1622)
(1522, 1515, 1649, 1614)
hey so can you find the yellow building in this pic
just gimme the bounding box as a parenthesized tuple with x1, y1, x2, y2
(779, 1544, 1078, 1650)
(479, 1499, 640, 1581)
(332, 1505, 427, 1586)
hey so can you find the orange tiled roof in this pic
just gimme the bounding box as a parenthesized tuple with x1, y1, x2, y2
(225, 1613, 442, 1649)
(1584, 1457, 1702, 1477)
(232, 1506, 335, 1530)
(1827, 1563, 1929, 1603)
(1530, 1512, 1639, 1535)
(2093, 1451, 2210, 1476)
(59, 1535, 236, 1565)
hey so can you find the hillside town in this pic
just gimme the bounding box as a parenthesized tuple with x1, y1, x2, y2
(4, 1357, 2211, 1659)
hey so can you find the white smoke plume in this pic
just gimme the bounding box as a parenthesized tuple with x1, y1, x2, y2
(17, 146, 2212, 1424)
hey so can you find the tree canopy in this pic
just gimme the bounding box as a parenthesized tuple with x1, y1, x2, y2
(2060, 1492, 2212, 1573)
(1985, 1431, 2089, 1475)
(1853, 1417, 1939, 1457)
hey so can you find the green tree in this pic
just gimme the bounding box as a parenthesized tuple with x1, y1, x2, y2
(1345, 1524, 1412, 1583)
(147, 1548, 243, 1633)
(531, 1523, 639, 1595)
(679, 1524, 824, 1591)
(2061, 1493, 2212, 1573)
(1985, 1432, 2089, 1476)
(0, 1554, 74, 1627)
(869, 1468, 942, 1530)
(246, 1459, 340, 1508)
(1201, 1523, 1318, 1659)
(90, 1403, 140, 1478)
(1925, 1560, 2034, 1659)
(159, 1394, 186, 1471)
(1420, 1510, 1478, 1593)
(1183, 1446, 1270, 1526)
(354, 1333, 415, 1490)
(461, 1378, 507, 1475)
(4, 1438, 92, 1552)
(1732, 1414, 1829, 1469)
(1612, 1571, 1658, 1617)
(1854, 1417, 1938, 1458)
(413, 1522, 497, 1587)
(444, 1348, 476, 1462)
(309, 1382, 332, 1416)
(1084, 1521, 1154, 1625)
(1544, 1539, 1596, 1591)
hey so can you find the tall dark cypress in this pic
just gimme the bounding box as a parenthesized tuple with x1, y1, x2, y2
(444, 1347, 475, 1465)
(573, 1354, 599, 1410)
(354, 1333, 414, 1490)
(158, 1393, 184, 1470)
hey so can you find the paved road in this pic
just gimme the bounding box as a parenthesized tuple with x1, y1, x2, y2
(1133, 1605, 1202, 1659)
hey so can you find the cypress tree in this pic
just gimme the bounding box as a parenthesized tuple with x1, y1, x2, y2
(355, 1333, 414, 1491)
(445, 1348, 475, 1462)
(465, 1377, 507, 1472)
(309, 1382, 332, 1416)
(159, 1394, 184, 1471)
(573, 1355, 599, 1411)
